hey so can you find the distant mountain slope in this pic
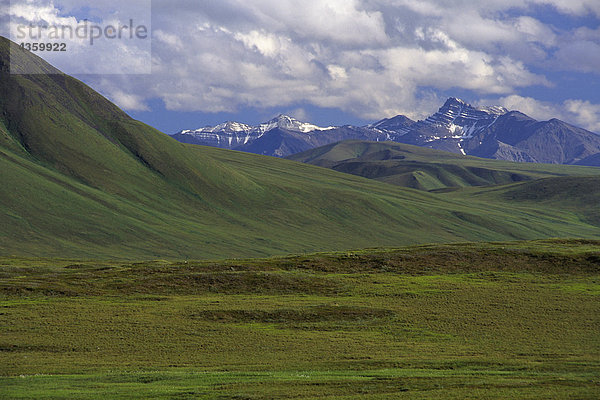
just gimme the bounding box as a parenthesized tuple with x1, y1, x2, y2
(368, 115, 416, 134)
(173, 97, 600, 164)
(239, 125, 388, 157)
(465, 111, 600, 164)
(5, 36, 600, 259)
(575, 153, 600, 166)
(288, 140, 600, 191)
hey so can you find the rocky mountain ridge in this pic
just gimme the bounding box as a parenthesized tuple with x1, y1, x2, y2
(171, 98, 600, 165)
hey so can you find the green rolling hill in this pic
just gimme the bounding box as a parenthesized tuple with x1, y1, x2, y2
(1, 36, 600, 259)
(448, 176, 600, 229)
(288, 140, 600, 191)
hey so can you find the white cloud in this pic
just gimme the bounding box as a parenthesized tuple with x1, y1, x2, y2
(564, 100, 600, 132)
(243, 0, 388, 47)
(234, 30, 287, 58)
(285, 107, 311, 122)
(13, 0, 598, 126)
(497, 95, 562, 121)
(108, 90, 150, 111)
(554, 40, 600, 73)
(132, 0, 558, 121)
(154, 30, 183, 50)
(535, 0, 600, 16)
(327, 65, 348, 81)
(139, 0, 565, 119)
(8, 0, 151, 74)
(552, 27, 600, 74)
(387, 0, 600, 17)
(515, 16, 556, 46)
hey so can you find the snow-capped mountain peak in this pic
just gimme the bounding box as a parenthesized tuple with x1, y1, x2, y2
(421, 97, 508, 138)
(175, 121, 257, 147)
(207, 121, 252, 133)
(180, 121, 252, 135)
(258, 114, 335, 134)
(427, 98, 507, 125)
(172, 114, 339, 150)
(213, 121, 253, 132)
(476, 105, 509, 116)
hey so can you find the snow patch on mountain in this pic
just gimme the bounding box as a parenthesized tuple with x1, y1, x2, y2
(175, 114, 336, 142)
(257, 115, 336, 134)
(412, 97, 508, 140)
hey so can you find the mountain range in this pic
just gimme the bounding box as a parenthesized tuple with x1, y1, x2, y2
(2, 35, 600, 260)
(172, 98, 600, 165)
(171, 114, 383, 158)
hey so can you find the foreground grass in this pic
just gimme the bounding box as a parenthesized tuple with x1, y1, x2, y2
(1, 240, 599, 399)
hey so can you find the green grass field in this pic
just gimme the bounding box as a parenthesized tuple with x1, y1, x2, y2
(2, 240, 599, 399)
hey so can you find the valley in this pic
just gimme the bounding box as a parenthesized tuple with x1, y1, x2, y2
(1, 34, 600, 400)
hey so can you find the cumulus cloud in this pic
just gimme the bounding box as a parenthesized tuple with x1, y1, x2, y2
(387, 0, 600, 17)
(117, 0, 564, 119)
(108, 90, 150, 111)
(8, 0, 151, 74)
(284, 107, 312, 122)
(496, 95, 563, 121)
(552, 27, 600, 74)
(535, 0, 600, 16)
(9, 0, 599, 131)
(564, 100, 600, 132)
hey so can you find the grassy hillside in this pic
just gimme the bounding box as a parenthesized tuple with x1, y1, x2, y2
(288, 140, 600, 191)
(448, 176, 600, 229)
(1, 36, 599, 259)
(1, 240, 599, 398)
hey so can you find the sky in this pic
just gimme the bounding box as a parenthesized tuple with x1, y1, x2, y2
(4, 0, 600, 133)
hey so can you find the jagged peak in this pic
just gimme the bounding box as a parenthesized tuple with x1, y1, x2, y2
(370, 115, 415, 131)
(273, 114, 296, 121)
(443, 97, 467, 107)
(440, 98, 507, 116)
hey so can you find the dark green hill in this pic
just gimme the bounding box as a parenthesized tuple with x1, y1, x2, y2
(288, 140, 600, 191)
(1, 37, 600, 259)
(454, 176, 600, 227)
